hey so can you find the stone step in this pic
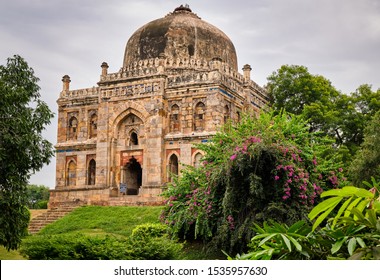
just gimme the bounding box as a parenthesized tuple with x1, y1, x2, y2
(28, 206, 79, 234)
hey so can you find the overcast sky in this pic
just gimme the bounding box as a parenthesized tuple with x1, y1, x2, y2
(1, 0, 379, 188)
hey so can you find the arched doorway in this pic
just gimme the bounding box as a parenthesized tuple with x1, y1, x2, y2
(122, 156, 142, 195)
(87, 159, 96, 185)
(168, 154, 179, 182)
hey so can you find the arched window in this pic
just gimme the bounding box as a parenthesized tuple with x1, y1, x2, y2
(237, 111, 241, 123)
(224, 105, 230, 124)
(168, 154, 179, 182)
(68, 117, 78, 140)
(66, 160, 77, 186)
(89, 114, 97, 138)
(130, 131, 138, 145)
(194, 102, 205, 131)
(170, 104, 180, 133)
(87, 159, 96, 185)
(194, 152, 203, 168)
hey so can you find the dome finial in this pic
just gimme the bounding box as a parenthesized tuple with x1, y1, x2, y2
(174, 4, 192, 13)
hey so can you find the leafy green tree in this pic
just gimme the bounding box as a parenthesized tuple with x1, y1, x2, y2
(161, 110, 345, 254)
(26, 185, 50, 209)
(267, 65, 380, 171)
(349, 111, 380, 186)
(0, 55, 54, 250)
(267, 65, 340, 133)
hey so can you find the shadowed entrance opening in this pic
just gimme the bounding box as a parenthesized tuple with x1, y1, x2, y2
(123, 156, 142, 195)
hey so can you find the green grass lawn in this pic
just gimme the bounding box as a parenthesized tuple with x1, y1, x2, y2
(0, 246, 25, 260)
(2, 205, 220, 260)
(39, 205, 163, 237)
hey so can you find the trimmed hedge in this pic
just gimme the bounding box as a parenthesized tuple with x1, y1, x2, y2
(21, 224, 182, 260)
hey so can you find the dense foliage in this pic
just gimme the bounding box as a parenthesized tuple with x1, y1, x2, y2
(161, 111, 346, 254)
(26, 185, 50, 209)
(235, 179, 380, 260)
(349, 111, 380, 186)
(21, 224, 183, 260)
(0, 55, 54, 250)
(267, 65, 380, 168)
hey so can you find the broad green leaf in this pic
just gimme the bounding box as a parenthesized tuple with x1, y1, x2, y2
(344, 197, 362, 217)
(351, 208, 366, 222)
(287, 235, 303, 252)
(257, 233, 278, 247)
(373, 200, 380, 210)
(308, 196, 342, 221)
(331, 237, 348, 254)
(280, 234, 292, 252)
(367, 209, 378, 227)
(288, 220, 306, 234)
(321, 187, 374, 198)
(333, 197, 353, 227)
(356, 237, 366, 248)
(348, 237, 357, 256)
(320, 187, 355, 197)
(311, 198, 342, 231)
(354, 188, 375, 198)
(272, 222, 287, 232)
(356, 199, 370, 213)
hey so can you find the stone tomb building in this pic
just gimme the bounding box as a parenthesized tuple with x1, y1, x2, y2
(49, 5, 268, 207)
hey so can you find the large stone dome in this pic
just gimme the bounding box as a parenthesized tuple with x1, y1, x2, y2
(123, 5, 238, 71)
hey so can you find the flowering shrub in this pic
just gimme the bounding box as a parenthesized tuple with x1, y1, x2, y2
(161, 110, 346, 254)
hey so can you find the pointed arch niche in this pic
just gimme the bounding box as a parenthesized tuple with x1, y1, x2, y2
(169, 104, 180, 133)
(194, 101, 205, 131)
(116, 113, 144, 147)
(168, 153, 179, 182)
(66, 157, 77, 186)
(87, 156, 96, 185)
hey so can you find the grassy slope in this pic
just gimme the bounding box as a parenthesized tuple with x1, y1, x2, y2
(2, 206, 220, 259)
(39, 206, 163, 237)
(0, 247, 25, 260)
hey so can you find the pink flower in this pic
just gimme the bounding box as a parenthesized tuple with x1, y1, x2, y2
(274, 175, 280, 181)
(249, 136, 262, 143)
(230, 154, 237, 160)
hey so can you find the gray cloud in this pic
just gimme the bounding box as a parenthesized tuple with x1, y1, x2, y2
(1, 0, 379, 187)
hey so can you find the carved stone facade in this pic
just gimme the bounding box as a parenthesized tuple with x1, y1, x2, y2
(49, 5, 268, 207)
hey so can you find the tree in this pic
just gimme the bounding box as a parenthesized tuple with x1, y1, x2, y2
(349, 111, 380, 186)
(267, 65, 380, 170)
(267, 65, 340, 126)
(0, 55, 54, 250)
(26, 185, 50, 209)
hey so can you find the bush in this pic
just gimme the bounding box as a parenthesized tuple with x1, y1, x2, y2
(131, 223, 168, 239)
(36, 200, 48, 209)
(20, 231, 183, 260)
(161, 111, 346, 254)
(234, 179, 380, 260)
